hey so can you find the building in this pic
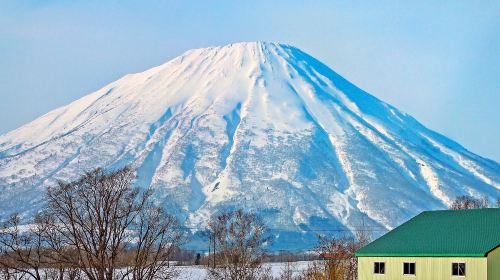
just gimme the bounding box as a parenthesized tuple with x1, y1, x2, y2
(356, 208, 500, 279)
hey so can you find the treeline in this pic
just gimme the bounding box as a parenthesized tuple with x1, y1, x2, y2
(1, 167, 498, 280)
(449, 195, 500, 210)
(0, 167, 370, 280)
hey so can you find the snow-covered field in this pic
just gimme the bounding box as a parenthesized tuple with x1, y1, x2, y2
(174, 261, 311, 280)
(3, 262, 313, 280)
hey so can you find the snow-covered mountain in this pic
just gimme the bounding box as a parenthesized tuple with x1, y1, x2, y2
(0, 42, 499, 250)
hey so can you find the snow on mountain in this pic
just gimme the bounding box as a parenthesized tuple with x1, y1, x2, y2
(0, 42, 499, 250)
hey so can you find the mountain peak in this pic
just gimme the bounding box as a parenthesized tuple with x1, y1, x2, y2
(199, 41, 288, 51)
(168, 41, 297, 69)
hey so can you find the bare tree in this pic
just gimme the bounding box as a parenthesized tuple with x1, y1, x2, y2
(316, 236, 350, 280)
(121, 200, 184, 280)
(41, 166, 182, 280)
(450, 195, 489, 210)
(207, 209, 272, 280)
(308, 229, 370, 280)
(279, 260, 296, 280)
(497, 198, 500, 208)
(344, 230, 370, 280)
(299, 261, 325, 280)
(0, 214, 48, 280)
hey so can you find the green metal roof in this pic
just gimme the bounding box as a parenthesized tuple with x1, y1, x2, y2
(356, 208, 500, 257)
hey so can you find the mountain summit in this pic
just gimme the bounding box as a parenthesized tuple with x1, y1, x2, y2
(1, 42, 499, 249)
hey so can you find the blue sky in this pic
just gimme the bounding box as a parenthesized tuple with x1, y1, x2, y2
(0, 1, 499, 161)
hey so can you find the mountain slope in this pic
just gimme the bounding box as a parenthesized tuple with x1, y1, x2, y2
(0, 42, 499, 249)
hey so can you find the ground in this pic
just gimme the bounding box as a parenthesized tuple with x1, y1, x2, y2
(174, 261, 311, 279)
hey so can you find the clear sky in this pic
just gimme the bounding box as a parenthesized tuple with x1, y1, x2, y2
(0, 1, 499, 161)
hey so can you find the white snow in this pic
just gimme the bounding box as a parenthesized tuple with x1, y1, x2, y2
(0, 42, 499, 250)
(416, 159, 451, 206)
(174, 261, 312, 280)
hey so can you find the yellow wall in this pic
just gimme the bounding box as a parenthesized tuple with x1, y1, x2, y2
(358, 256, 487, 280)
(487, 246, 500, 280)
